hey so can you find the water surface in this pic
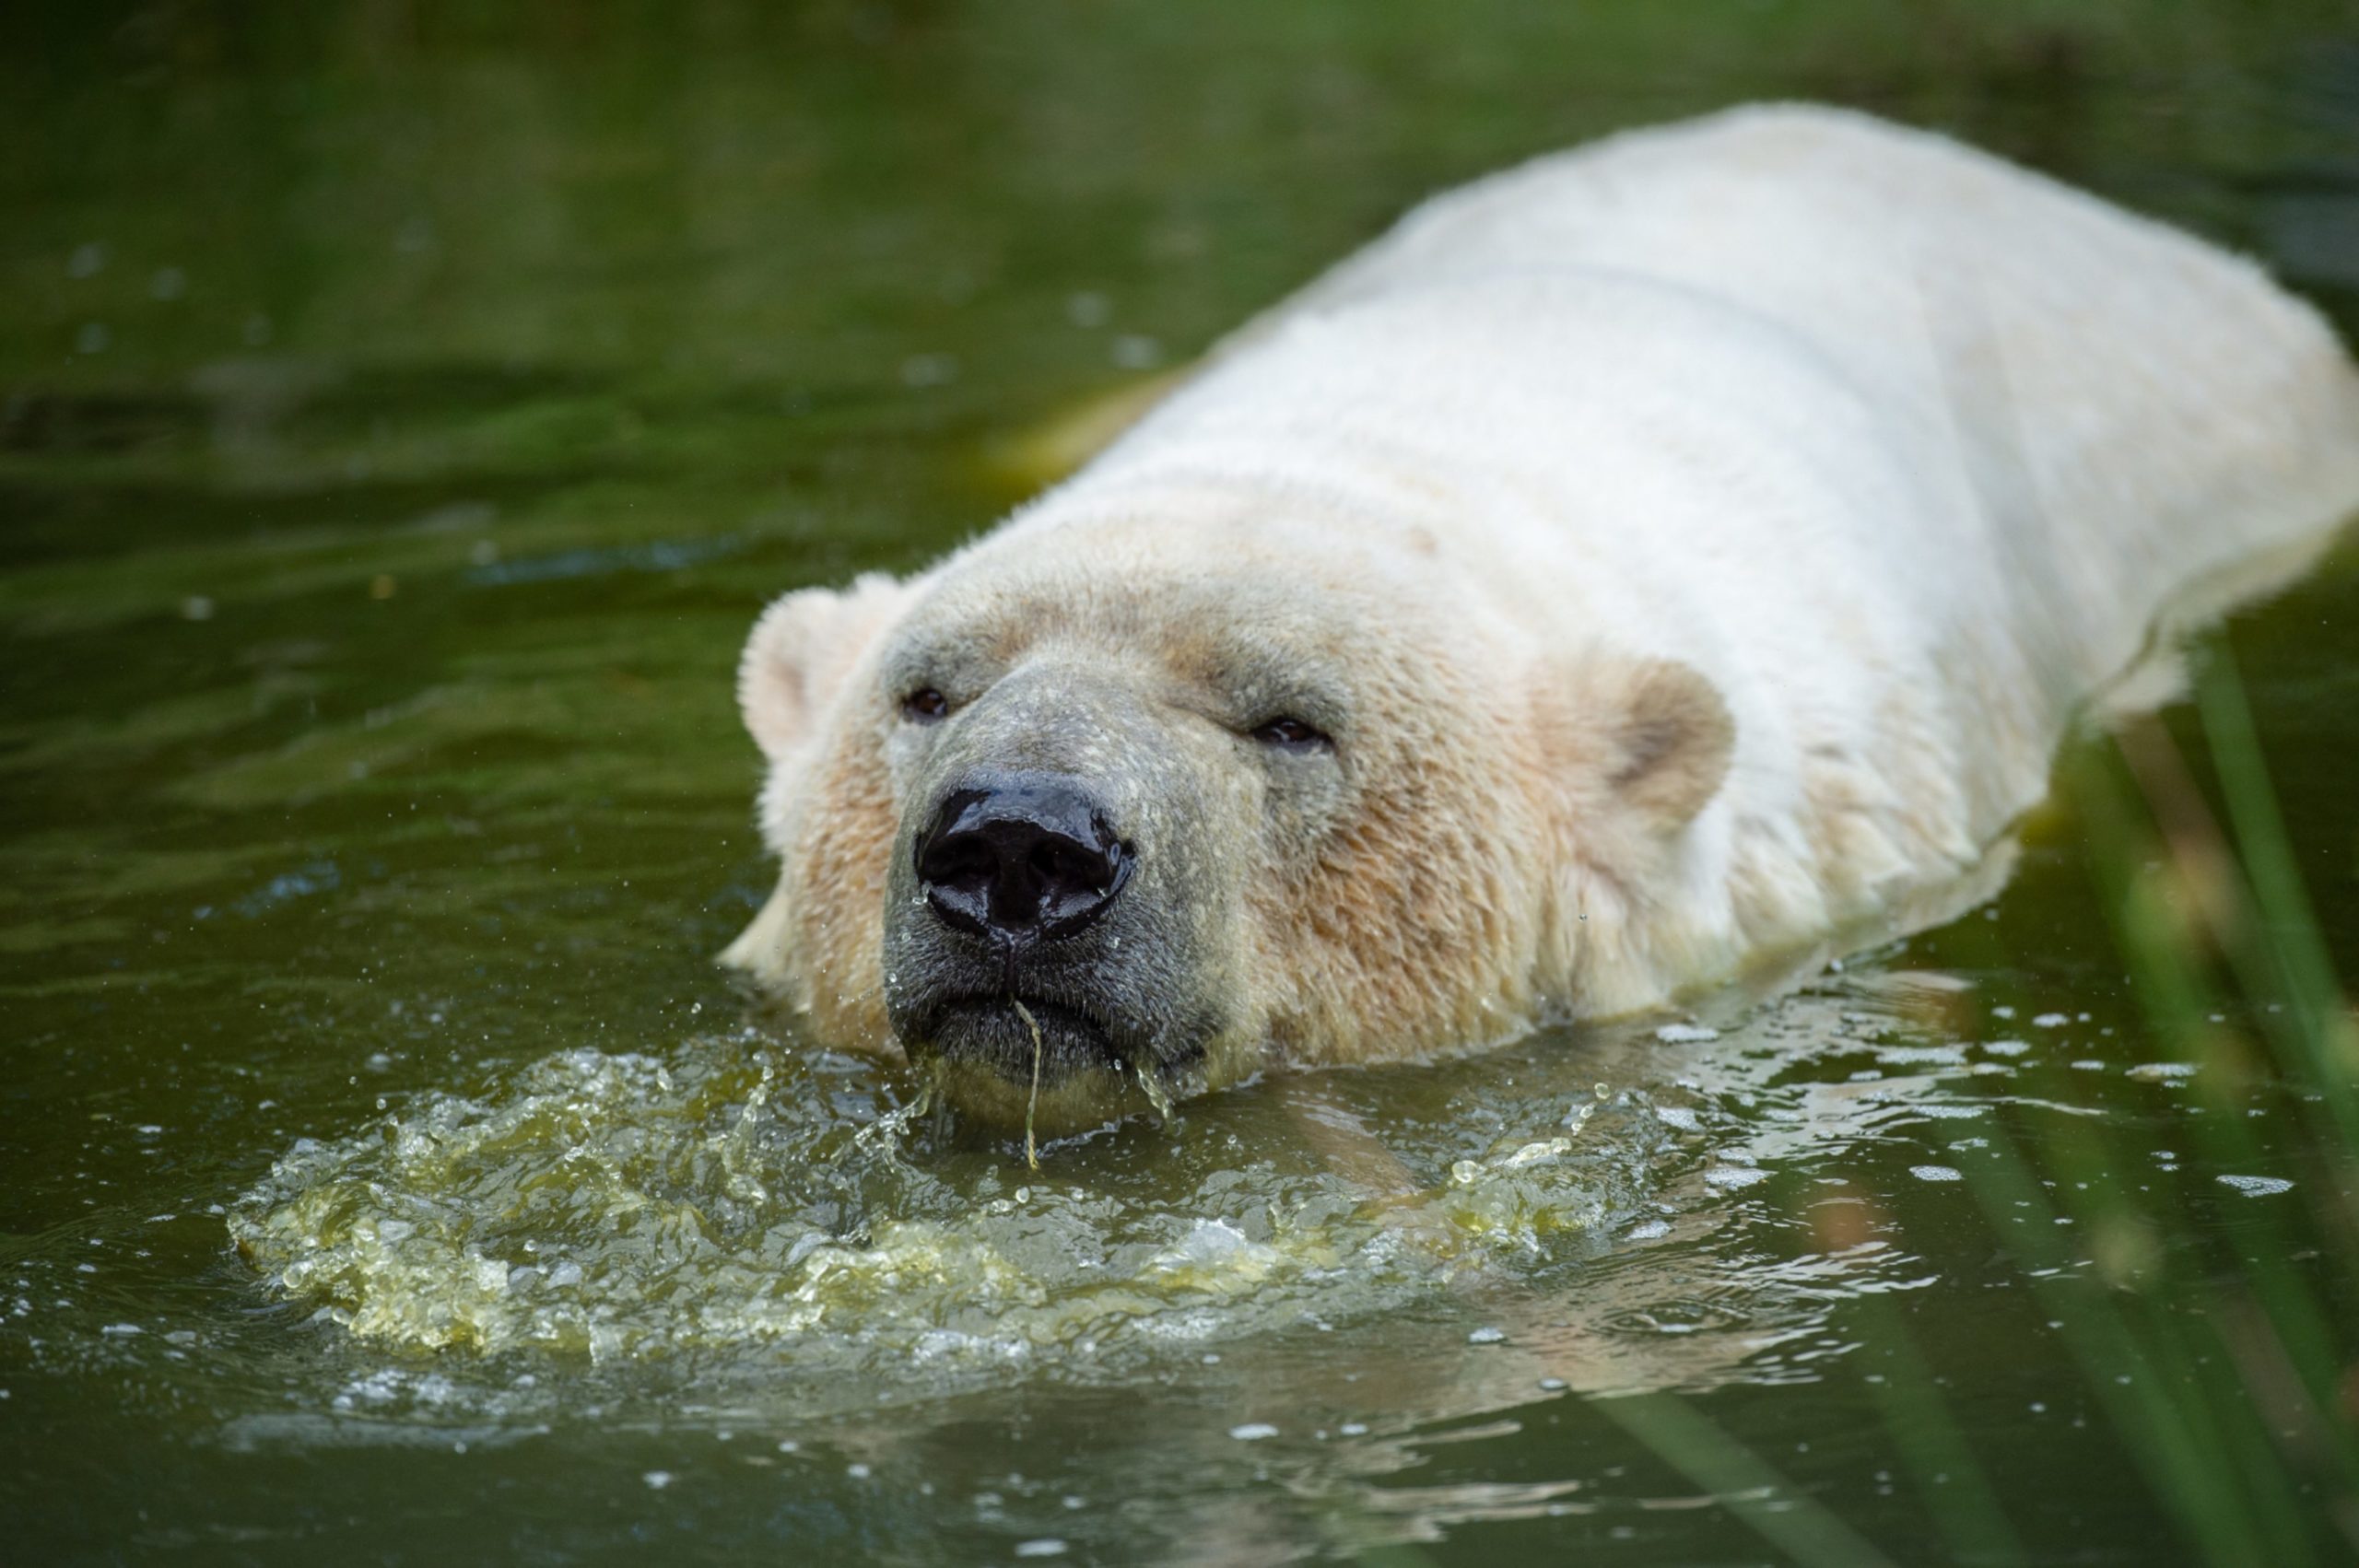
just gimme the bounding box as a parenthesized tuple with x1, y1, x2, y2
(6, 3, 2359, 1562)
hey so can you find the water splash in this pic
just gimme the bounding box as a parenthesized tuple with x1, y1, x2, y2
(1135, 1060, 1176, 1123)
(224, 979, 2008, 1418)
(227, 1033, 1686, 1391)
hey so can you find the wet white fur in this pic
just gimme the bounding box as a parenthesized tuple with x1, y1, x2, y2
(991, 105, 2359, 1013)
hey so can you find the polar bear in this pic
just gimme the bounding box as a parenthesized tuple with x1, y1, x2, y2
(725, 105, 2359, 1134)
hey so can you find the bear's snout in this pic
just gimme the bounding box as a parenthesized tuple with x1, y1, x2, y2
(877, 706, 1247, 1130)
(913, 771, 1133, 945)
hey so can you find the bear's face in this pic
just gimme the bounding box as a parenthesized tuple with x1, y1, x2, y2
(733, 508, 1734, 1134)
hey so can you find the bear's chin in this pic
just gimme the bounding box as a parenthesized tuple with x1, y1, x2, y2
(909, 996, 1162, 1136)
(923, 1051, 1163, 1139)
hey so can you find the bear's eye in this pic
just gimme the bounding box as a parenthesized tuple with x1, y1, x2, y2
(901, 687, 951, 722)
(1250, 716, 1331, 751)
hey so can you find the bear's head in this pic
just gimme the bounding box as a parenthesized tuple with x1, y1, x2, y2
(727, 490, 1732, 1135)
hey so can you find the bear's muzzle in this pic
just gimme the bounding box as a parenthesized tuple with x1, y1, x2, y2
(885, 767, 1159, 1107)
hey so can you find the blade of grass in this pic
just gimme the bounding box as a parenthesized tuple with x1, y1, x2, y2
(2192, 647, 2359, 1149)
(1594, 1392, 1901, 1568)
(2077, 731, 2359, 1486)
(1960, 1119, 2286, 1568)
(2177, 1302, 2329, 1568)
(1848, 1291, 2027, 1566)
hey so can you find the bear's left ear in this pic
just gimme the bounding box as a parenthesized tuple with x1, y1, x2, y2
(1539, 655, 1735, 834)
(738, 572, 913, 763)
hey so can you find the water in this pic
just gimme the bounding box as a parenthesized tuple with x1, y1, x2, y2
(6, 3, 2359, 1562)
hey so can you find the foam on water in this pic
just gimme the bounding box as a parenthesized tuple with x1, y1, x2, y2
(228, 1033, 1682, 1392)
(221, 977, 2097, 1436)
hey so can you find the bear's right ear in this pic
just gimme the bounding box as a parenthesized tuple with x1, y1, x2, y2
(738, 572, 913, 763)
(1534, 652, 1735, 837)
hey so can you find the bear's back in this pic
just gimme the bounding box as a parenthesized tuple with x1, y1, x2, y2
(1227, 103, 2359, 711)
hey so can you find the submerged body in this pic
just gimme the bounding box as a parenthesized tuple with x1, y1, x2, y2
(728, 105, 2359, 1131)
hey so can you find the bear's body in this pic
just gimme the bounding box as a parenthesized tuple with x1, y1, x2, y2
(730, 107, 2359, 1131)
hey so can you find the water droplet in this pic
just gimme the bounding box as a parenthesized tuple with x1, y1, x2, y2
(2126, 1062, 2196, 1082)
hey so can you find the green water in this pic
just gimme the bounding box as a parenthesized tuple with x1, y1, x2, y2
(6, 3, 2359, 1562)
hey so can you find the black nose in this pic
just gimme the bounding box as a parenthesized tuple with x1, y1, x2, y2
(913, 774, 1133, 944)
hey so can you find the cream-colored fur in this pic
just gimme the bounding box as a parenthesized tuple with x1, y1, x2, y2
(731, 105, 2359, 1112)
